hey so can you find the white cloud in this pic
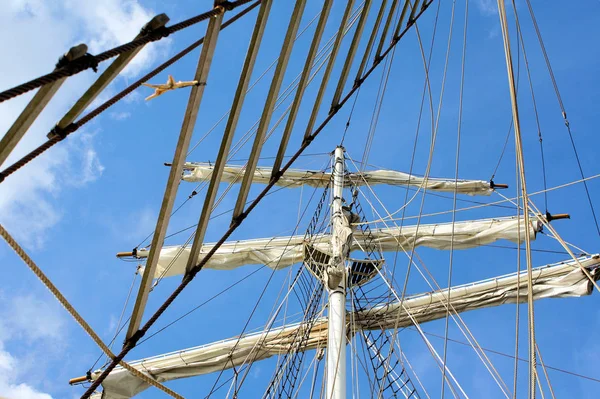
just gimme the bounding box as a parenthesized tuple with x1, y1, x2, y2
(0, 0, 168, 248)
(109, 111, 131, 121)
(0, 294, 65, 399)
(475, 0, 498, 16)
(0, 347, 53, 399)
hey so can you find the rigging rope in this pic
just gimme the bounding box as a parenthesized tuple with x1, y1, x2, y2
(0, 0, 256, 104)
(0, 224, 185, 399)
(442, 1, 468, 397)
(346, 152, 512, 396)
(523, 0, 600, 240)
(0, 0, 261, 184)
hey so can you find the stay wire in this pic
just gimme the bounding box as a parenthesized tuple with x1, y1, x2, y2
(524, 0, 600, 239)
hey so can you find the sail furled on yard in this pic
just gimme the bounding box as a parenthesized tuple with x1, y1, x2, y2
(92, 255, 600, 399)
(182, 162, 494, 195)
(137, 216, 541, 278)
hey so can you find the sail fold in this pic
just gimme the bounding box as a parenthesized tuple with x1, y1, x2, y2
(93, 255, 598, 398)
(137, 217, 540, 278)
(182, 163, 494, 195)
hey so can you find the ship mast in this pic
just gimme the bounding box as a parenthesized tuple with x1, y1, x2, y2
(326, 146, 349, 399)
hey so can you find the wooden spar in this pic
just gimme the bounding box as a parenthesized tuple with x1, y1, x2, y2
(232, 0, 308, 222)
(182, 0, 273, 277)
(124, 7, 225, 342)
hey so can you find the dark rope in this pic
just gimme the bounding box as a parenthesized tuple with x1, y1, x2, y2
(0, 0, 261, 184)
(0, 0, 256, 104)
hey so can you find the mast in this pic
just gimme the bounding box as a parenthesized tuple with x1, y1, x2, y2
(326, 146, 348, 399)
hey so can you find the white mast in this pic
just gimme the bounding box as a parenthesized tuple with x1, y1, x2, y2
(326, 146, 348, 399)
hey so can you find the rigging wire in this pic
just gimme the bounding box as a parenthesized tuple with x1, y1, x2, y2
(409, 328, 600, 384)
(441, 1, 468, 397)
(523, 0, 600, 240)
(489, 2, 521, 184)
(185, 8, 325, 157)
(202, 169, 328, 396)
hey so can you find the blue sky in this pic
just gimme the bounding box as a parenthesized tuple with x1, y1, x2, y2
(1, 0, 600, 398)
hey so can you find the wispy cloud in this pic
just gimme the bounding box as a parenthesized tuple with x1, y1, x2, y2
(109, 111, 131, 121)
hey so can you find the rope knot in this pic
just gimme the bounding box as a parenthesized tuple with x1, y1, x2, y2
(56, 53, 99, 73)
(149, 26, 171, 42)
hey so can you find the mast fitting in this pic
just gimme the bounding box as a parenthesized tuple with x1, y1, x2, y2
(545, 212, 570, 222)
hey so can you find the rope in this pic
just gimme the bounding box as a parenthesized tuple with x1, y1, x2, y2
(0, 223, 185, 399)
(0, 1, 261, 184)
(0, 0, 256, 104)
(79, 6, 432, 396)
(523, 0, 600, 239)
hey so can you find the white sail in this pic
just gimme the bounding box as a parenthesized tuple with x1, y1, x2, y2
(182, 162, 494, 195)
(92, 255, 598, 398)
(137, 216, 540, 278)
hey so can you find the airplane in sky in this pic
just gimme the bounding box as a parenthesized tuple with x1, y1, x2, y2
(142, 75, 198, 101)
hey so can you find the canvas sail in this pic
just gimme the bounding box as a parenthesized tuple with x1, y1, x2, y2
(92, 255, 598, 398)
(182, 163, 495, 195)
(137, 216, 541, 278)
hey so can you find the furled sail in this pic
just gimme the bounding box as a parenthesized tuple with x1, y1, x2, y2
(92, 255, 598, 398)
(137, 216, 540, 278)
(182, 162, 495, 195)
